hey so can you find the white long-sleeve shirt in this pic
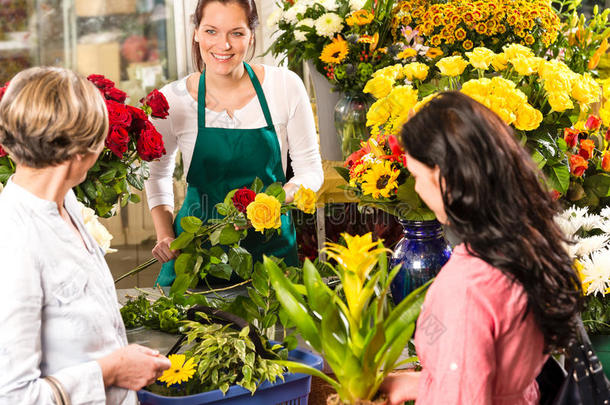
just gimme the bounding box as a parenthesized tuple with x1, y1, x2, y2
(0, 180, 136, 405)
(145, 64, 324, 209)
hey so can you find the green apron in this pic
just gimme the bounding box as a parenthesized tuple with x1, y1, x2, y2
(156, 63, 298, 286)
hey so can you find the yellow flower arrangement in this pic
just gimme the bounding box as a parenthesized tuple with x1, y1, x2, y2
(158, 354, 196, 386)
(319, 35, 349, 65)
(246, 193, 282, 233)
(293, 186, 317, 214)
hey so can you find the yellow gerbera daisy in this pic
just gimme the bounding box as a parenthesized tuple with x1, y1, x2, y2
(319, 36, 349, 64)
(158, 354, 196, 386)
(361, 161, 400, 198)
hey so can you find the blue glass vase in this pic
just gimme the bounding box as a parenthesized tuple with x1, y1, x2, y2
(390, 219, 452, 305)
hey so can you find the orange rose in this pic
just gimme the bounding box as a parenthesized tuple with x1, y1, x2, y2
(603, 151, 610, 172)
(564, 128, 580, 148)
(578, 139, 595, 160)
(570, 154, 588, 177)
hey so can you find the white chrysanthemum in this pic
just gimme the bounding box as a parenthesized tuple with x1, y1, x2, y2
(554, 215, 581, 239)
(575, 235, 610, 257)
(294, 30, 307, 41)
(316, 0, 339, 11)
(601, 206, 610, 220)
(297, 18, 315, 28)
(266, 8, 282, 28)
(581, 213, 604, 232)
(79, 203, 117, 254)
(600, 220, 610, 234)
(561, 205, 589, 222)
(580, 248, 610, 296)
(283, 4, 307, 24)
(349, 0, 366, 11)
(314, 13, 343, 38)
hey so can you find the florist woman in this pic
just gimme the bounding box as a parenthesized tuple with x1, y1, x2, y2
(145, 0, 324, 286)
(381, 92, 582, 404)
(0, 67, 170, 404)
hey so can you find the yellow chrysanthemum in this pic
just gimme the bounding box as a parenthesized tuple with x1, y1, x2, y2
(158, 354, 196, 386)
(294, 186, 316, 214)
(246, 193, 282, 233)
(426, 47, 443, 59)
(361, 160, 400, 198)
(465, 47, 495, 70)
(319, 36, 349, 64)
(436, 55, 469, 77)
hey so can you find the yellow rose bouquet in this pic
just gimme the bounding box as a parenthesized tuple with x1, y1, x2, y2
(363, 43, 602, 203)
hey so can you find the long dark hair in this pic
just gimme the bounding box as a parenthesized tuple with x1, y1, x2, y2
(401, 91, 582, 352)
(191, 0, 259, 72)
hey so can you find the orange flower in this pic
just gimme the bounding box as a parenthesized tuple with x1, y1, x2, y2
(585, 115, 602, 131)
(570, 154, 588, 177)
(564, 128, 580, 148)
(346, 9, 375, 26)
(603, 151, 610, 171)
(589, 38, 609, 70)
(578, 139, 595, 160)
(426, 47, 444, 58)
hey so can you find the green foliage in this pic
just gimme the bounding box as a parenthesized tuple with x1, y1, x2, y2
(582, 295, 610, 335)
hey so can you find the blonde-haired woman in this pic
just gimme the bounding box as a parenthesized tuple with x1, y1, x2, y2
(0, 67, 170, 404)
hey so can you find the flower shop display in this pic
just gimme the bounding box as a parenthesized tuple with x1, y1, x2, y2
(0, 76, 168, 218)
(268, 0, 405, 158)
(266, 233, 430, 404)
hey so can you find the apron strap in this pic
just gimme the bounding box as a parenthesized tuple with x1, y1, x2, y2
(198, 63, 274, 130)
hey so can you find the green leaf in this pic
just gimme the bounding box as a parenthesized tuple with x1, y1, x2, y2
(265, 256, 322, 349)
(209, 263, 232, 280)
(543, 163, 570, 194)
(334, 166, 350, 182)
(265, 182, 286, 202)
(180, 216, 203, 233)
(252, 263, 270, 297)
(262, 313, 278, 329)
(248, 287, 267, 310)
(251, 177, 263, 193)
(229, 246, 253, 279)
(174, 253, 194, 276)
(99, 168, 118, 183)
(81, 179, 97, 201)
(219, 225, 241, 245)
(302, 259, 332, 319)
(584, 174, 610, 198)
(170, 232, 194, 250)
(216, 203, 230, 216)
(128, 193, 141, 203)
(126, 173, 144, 190)
(170, 273, 194, 296)
(531, 150, 546, 169)
(275, 360, 340, 391)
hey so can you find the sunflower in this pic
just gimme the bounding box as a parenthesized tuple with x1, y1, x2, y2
(158, 354, 196, 386)
(320, 36, 349, 64)
(361, 161, 400, 198)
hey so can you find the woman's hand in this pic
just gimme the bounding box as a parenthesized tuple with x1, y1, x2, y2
(152, 236, 179, 263)
(380, 370, 421, 405)
(283, 182, 299, 204)
(97, 344, 171, 390)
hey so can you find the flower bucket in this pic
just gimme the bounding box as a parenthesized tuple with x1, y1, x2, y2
(590, 334, 610, 380)
(137, 347, 323, 405)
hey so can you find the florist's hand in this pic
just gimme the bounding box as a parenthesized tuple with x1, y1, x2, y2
(283, 183, 299, 204)
(98, 344, 171, 390)
(380, 370, 420, 405)
(152, 236, 179, 263)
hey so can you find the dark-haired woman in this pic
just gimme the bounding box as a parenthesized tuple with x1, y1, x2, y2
(380, 92, 582, 405)
(145, 0, 323, 286)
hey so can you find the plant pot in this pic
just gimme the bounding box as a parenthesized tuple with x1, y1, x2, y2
(590, 334, 610, 380)
(326, 393, 387, 405)
(389, 219, 452, 304)
(137, 347, 323, 405)
(334, 93, 373, 159)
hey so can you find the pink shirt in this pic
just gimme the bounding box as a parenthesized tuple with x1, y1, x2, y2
(414, 244, 548, 405)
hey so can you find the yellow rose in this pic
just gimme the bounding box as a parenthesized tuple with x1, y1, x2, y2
(366, 98, 391, 127)
(511, 56, 541, 76)
(493, 106, 516, 125)
(465, 47, 495, 70)
(363, 75, 394, 99)
(514, 104, 543, 131)
(294, 186, 316, 214)
(403, 62, 429, 81)
(571, 73, 601, 105)
(413, 93, 438, 113)
(502, 43, 534, 61)
(246, 193, 282, 233)
(372, 64, 403, 80)
(386, 85, 418, 117)
(436, 56, 469, 77)
(547, 92, 574, 112)
(491, 52, 509, 71)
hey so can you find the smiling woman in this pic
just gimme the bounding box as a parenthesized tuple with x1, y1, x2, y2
(144, 0, 324, 287)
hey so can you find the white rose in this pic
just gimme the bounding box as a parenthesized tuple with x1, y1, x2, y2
(79, 202, 117, 254)
(283, 3, 307, 24)
(349, 0, 366, 11)
(316, 0, 339, 11)
(266, 8, 282, 29)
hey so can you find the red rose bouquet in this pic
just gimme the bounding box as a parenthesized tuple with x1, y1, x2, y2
(0, 75, 168, 217)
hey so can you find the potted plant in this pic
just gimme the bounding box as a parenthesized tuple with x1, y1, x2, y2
(265, 232, 430, 404)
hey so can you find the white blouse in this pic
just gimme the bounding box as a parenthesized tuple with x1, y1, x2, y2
(0, 180, 136, 405)
(145, 64, 324, 209)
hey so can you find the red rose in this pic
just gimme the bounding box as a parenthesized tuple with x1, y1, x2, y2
(141, 89, 169, 119)
(563, 128, 580, 149)
(0, 82, 9, 102)
(105, 87, 127, 103)
(578, 139, 595, 160)
(603, 151, 610, 172)
(106, 99, 132, 128)
(137, 121, 166, 161)
(88, 74, 115, 90)
(344, 147, 368, 168)
(231, 188, 256, 213)
(127, 105, 148, 133)
(570, 154, 588, 177)
(105, 125, 130, 158)
(550, 189, 561, 200)
(585, 115, 602, 131)
(0, 144, 7, 157)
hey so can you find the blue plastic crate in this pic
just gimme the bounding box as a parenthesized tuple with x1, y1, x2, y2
(137, 347, 323, 405)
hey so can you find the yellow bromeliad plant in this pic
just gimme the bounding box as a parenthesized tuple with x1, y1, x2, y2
(266, 233, 430, 403)
(361, 42, 602, 202)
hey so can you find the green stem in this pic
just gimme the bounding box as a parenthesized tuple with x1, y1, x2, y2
(187, 278, 251, 295)
(114, 257, 158, 284)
